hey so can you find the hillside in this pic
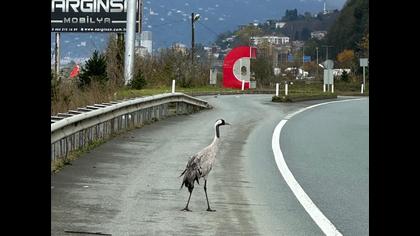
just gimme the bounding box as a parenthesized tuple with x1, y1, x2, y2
(214, 8, 341, 50)
(326, 0, 369, 57)
(279, 10, 340, 41)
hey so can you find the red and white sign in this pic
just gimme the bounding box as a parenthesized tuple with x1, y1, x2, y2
(69, 65, 80, 78)
(222, 46, 257, 89)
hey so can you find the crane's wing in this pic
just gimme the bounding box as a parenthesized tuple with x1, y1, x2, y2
(179, 153, 201, 177)
(180, 153, 203, 190)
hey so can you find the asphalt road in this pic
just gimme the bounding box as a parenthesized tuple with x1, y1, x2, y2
(51, 94, 368, 236)
(280, 98, 369, 235)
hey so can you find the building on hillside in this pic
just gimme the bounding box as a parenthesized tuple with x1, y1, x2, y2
(172, 43, 188, 54)
(250, 36, 290, 46)
(266, 19, 277, 26)
(137, 46, 149, 57)
(275, 22, 286, 29)
(333, 69, 351, 77)
(311, 31, 327, 40)
(291, 40, 304, 50)
(140, 31, 152, 55)
(238, 25, 247, 30)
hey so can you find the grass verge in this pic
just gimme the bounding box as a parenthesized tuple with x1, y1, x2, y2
(272, 93, 338, 102)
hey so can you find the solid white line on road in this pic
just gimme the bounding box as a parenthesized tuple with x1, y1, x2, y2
(272, 98, 366, 236)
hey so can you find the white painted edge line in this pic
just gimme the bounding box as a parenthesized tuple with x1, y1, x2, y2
(272, 98, 366, 236)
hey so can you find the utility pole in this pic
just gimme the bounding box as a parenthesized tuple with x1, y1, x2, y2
(124, 0, 137, 85)
(191, 13, 194, 64)
(54, 33, 60, 79)
(136, 0, 143, 54)
(302, 46, 305, 66)
(322, 45, 333, 60)
(316, 47, 319, 79)
(191, 13, 200, 64)
(138, 0, 143, 34)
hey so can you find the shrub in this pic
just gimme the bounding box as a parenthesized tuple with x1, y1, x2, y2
(129, 70, 147, 89)
(341, 70, 349, 82)
(78, 50, 108, 88)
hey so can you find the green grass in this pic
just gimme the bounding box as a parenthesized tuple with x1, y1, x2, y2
(272, 93, 338, 102)
(114, 81, 368, 101)
(271, 80, 368, 102)
(114, 86, 242, 99)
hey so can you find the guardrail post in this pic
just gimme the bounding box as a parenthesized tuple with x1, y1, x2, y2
(172, 80, 176, 93)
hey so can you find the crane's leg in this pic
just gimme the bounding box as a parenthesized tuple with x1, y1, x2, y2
(204, 180, 215, 212)
(181, 188, 193, 211)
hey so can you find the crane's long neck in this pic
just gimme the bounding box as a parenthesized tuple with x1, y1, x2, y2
(211, 123, 222, 146)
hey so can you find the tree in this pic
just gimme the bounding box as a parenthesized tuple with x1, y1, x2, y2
(357, 33, 369, 58)
(251, 42, 275, 87)
(294, 31, 300, 41)
(337, 49, 355, 68)
(233, 26, 263, 47)
(129, 70, 147, 89)
(105, 34, 125, 86)
(340, 70, 349, 82)
(304, 12, 312, 20)
(283, 9, 298, 21)
(301, 28, 311, 41)
(78, 50, 108, 88)
(326, 0, 368, 59)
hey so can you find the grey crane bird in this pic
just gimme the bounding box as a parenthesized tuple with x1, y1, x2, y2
(180, 119, 230, 211)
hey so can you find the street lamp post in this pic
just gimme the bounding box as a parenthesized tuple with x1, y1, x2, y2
(316, 47, 319, 79)
(302, 46, 304, 67)
(191, 13, 200, 64)
(322, 45, 333, 60)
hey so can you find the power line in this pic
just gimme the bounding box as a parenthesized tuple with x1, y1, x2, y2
(148, 19, 187, 29)
(196, 21, 221, 37)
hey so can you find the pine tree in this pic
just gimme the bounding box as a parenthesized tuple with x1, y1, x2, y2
(78, 50, 108, 88)
(341, 70, 349, 82)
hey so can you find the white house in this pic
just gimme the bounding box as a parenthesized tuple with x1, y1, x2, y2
(333, 69, 351, 77)
(311, 31, 327, 40)
(275, 22, 286, 29)
(250, 36, 290, 46)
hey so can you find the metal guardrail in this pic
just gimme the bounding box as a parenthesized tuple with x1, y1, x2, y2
(51, 93, 210, 162)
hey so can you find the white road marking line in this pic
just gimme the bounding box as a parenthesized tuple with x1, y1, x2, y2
(272, 98, 366, 235)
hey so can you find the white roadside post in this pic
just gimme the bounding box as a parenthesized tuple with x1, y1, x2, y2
(285, 83, 288, 96)
(363, 67, 365, 93)
(276, 83, 279, 96)
(172, 80, 176, 93)
(323, 84, 326, 92)
(242, 80, 245, 91)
